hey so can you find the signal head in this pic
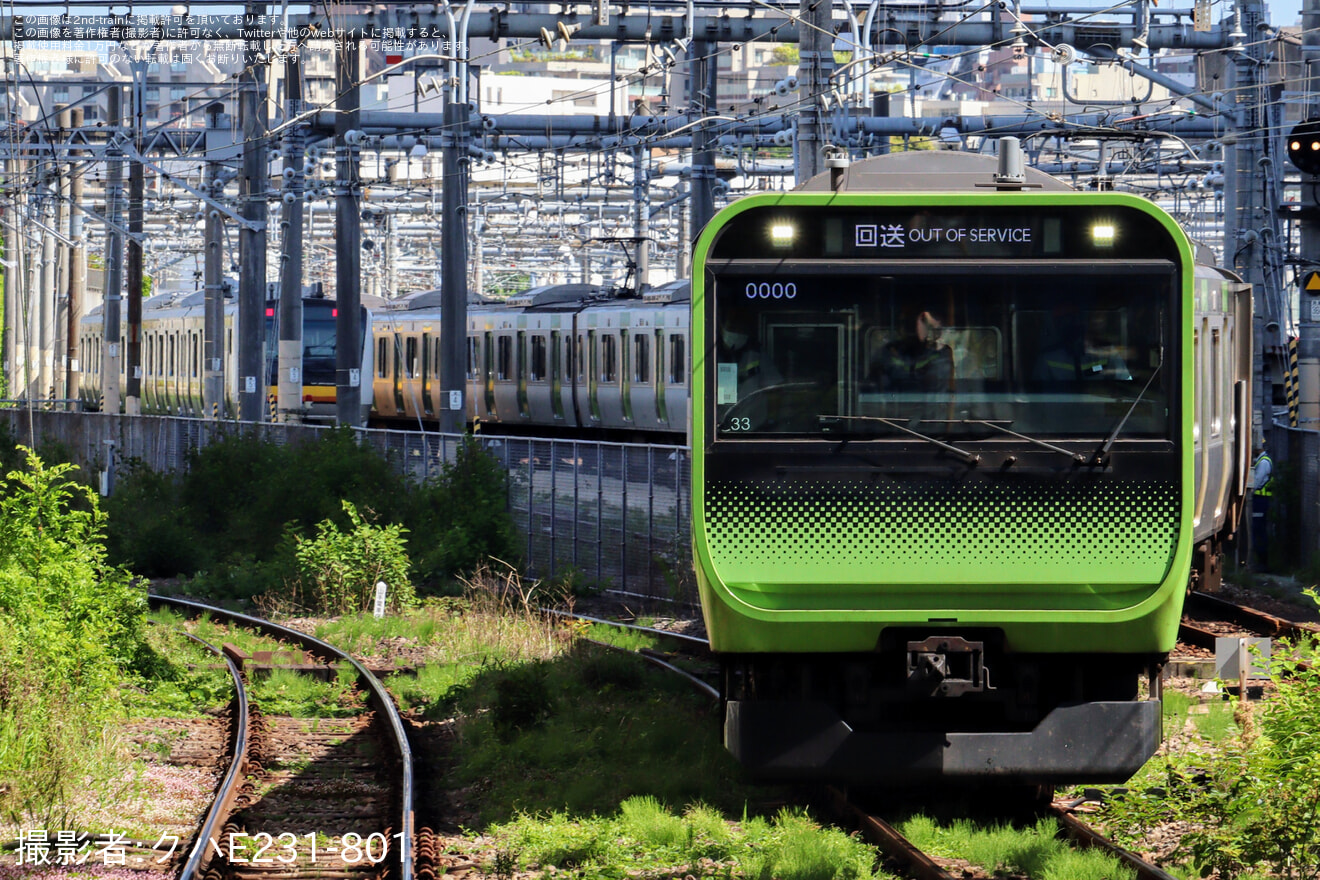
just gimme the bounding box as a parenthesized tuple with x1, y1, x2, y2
(1288, 119, 1320, 176)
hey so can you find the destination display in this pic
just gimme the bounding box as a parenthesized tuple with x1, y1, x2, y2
(706, 203, 1180, 263)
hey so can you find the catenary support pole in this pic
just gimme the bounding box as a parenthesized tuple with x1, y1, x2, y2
(102, 85, 124, 414)
(278, 51, 305, 423)
(335, 36, 364, 426)
(238, 1, 269, 421)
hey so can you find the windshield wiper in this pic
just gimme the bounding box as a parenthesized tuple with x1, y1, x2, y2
(921, 419, 1086, 464)
(819, 415, 979, 465)
(1091, 347, 1165, 465)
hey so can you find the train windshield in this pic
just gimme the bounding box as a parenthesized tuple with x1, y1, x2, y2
(711, 261, 1175, 441)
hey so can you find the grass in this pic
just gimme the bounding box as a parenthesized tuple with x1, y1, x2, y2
(485, 800, 889, 880)
(247, 665, 366, 717)
(1163, 690, 1194, 737)
(1191, 699, 1239, 742)
(183, 611, 298, 657)
(899, 815, 1135, 880)
(126, 613, 235, 717)
(303, 568, 885, 877)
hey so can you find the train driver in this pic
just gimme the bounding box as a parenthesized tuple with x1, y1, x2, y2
(870, 307, 954, 393)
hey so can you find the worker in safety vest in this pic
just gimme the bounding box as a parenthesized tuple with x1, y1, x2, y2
(1249, 442, 1273, 568)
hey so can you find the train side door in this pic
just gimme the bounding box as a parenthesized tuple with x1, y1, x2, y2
(483, 331, 497, 416)
(517, 330, 530, 419)
(654, 328, 668, 426)
(550, 330, 565, 422)
(588, 329, 601, 422)
(392, 333, 405, 412)
(421, 331, 434, 418)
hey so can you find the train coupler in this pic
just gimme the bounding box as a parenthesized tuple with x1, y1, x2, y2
(906, 636, 992, 697)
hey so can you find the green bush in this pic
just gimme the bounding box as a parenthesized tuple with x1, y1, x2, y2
(294, 500, 415, 614)
(105, 431, 520, 602)
(411, 437, 521, 586)
(0, 448, 146, 824)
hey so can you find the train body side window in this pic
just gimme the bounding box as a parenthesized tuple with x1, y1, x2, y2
(602, 334, 617, 382)
(497, 335, 512, 381)
(669, 334, 685, 384)
(634, 334, 649, 383)
(530, 335, 547, 381)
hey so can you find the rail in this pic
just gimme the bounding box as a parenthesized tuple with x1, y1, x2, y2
(148, 595, 415, 880)
(173, 629, 250, 880)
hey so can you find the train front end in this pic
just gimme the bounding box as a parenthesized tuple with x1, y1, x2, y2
(692, 188, 1194, 784)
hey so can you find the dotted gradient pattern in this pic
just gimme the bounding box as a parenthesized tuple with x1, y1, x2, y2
(703, 479, 1179, 585)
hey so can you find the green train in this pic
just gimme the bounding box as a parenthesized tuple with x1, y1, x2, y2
(691, 149, 1252, 784)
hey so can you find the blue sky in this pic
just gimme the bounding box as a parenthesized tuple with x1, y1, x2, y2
(1269, 0, 1304, 27)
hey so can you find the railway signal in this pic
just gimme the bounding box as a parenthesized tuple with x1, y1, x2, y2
(1288, 119, 1320, 176)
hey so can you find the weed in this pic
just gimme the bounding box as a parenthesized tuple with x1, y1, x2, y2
(899, 815, 1132, 880)
(293, 500, 416, 615)
(249, 666, 367, 718)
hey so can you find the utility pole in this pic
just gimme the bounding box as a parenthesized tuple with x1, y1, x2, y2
(1223, 0, 1275, 446)
(126, 60, 147, 415)
(795, 0, 835, 182)
(1297, 0, 1320, 430)
(278, 51, 305, 423)
(39, 152, 56, 399)
(203, 102, 226, 418)
(439, 83, 470, 436)
(689, 40, 716, 242)
(335, 36, 364, 426)
(54, 106, 71, 402)
(239, 1, 269, 421)
(103, 86, 125, 414)
(66, 108, 85, 404)
(2, 158, 14, 396)
(632, 146, 649, 295)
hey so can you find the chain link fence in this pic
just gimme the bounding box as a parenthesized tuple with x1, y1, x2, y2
(0, 410, 694, 601)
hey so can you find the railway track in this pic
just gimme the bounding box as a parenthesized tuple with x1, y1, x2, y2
(1179, 590, 1320, 652)
(149, 596, 414, 880)
(826, 787, 1179, 880)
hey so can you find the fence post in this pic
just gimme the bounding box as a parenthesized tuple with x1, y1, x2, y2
(620, 445, 628, 592)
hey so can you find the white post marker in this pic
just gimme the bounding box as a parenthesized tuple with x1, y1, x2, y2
(373, 581, 388, 619)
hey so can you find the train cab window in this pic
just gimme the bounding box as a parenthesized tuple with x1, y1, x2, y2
(530, 335, 547, 381)
(497, 335, 512, 381)
(378, 338, 389, 378)
(405, 337, 418, 379)
(602, 334, 618, 383)
(634, 334, 649, 383)
(669, 334, 685, 384)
